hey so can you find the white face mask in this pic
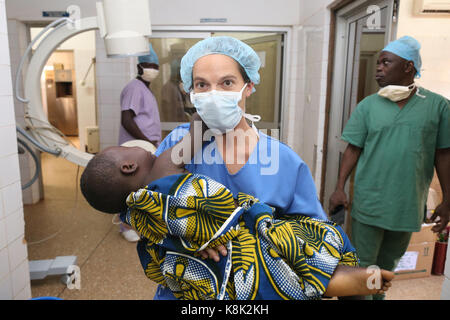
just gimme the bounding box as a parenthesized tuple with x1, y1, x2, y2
(190, 84, 261, 134)
(378, 83, 415, 102)
(140, 68, 159, 82)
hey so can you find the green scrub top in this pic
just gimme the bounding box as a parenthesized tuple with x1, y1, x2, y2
(341, 87, 450, 232)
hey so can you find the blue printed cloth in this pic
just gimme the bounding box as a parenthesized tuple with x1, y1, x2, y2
(120, 173, 359, 300)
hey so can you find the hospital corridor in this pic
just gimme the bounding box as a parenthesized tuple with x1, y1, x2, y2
(1, 0, 449, 302)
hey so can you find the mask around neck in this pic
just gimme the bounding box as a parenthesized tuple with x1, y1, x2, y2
(377, 83, 415, 102)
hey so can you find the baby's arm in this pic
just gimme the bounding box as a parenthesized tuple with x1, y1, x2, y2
(149, 113, 207, 180)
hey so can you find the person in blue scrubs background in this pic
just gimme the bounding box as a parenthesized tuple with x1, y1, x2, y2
(153, 36, 327, 300)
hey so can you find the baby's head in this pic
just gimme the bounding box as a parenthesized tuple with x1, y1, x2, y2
(80, 146, 156, 214)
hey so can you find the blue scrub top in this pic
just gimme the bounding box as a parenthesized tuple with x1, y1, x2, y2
(153, 123, 327, 299)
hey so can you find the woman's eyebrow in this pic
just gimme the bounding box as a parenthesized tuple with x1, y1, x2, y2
(193, 74, 238, 82)
(193, 76, 208, 82)
(218, 74, 238, 81)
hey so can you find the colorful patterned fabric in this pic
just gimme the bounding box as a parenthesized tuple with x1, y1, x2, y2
(120, 173, 359, 300)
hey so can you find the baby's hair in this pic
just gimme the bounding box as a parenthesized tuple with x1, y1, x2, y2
(80, 152, 129, 214)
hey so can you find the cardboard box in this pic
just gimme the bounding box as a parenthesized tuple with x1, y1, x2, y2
(394, 242, 435, 280)
(409, 223, 437, 244)
(394, 224, 437, 280)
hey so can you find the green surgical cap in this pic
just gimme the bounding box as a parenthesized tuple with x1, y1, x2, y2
(382, 36, 422, 78)
(180, 36, 261, 92)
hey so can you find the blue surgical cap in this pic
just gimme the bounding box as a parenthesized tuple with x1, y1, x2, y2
(180, 36, 261, 92)
(138, 43, 159, 65)
(382, 36, 422, 78)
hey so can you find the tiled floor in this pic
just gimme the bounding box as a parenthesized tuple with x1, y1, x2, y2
(23, 141, 445, 300)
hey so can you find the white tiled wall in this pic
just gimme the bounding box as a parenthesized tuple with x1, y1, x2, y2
(0, 0, 31, 300)
(95, 31, 134, 151)
(7, 17, 42, 205)
(291, 0, 333, 192)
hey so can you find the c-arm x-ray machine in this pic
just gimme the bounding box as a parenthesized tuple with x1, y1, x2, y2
(16, 0, 153, 288)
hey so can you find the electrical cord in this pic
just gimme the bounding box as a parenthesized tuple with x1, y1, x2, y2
(17, 137, 41, 190)
(16, 125, 61, 156)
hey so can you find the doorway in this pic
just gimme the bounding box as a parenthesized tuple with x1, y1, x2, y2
(29, 27, 96, 151)
(322, 0, 397, 234)
(41, 49, 78, 136)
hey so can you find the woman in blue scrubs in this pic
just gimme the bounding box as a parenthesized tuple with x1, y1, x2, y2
(153, 36, 327, 299)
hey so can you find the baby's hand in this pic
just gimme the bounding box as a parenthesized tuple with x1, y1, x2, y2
(199, 245, 228, 262)
(375, 269, 395, 295)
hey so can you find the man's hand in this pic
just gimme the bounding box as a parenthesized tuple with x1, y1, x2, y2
(199, 245, 228, 262)
(430, 201, 450, 233)
(329, 189, 348, 213)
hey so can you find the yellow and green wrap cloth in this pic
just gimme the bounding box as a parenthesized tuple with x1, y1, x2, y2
(120, 173, 359, 300)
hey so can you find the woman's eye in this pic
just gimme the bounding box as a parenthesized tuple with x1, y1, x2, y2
(195, 82, 207, 90)
(223, 80, 233, 87)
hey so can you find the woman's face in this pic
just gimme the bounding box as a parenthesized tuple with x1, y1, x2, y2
(192, 54, 253, 109)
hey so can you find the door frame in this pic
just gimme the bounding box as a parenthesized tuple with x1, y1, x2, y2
(320, 0, 398, 206)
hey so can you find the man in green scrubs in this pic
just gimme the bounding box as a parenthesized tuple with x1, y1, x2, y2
(328, 36, 450, 299)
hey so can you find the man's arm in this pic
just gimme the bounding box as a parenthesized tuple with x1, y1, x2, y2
(328, 144, 362, 213)
(431, 147, 450, 233)
(121, 110, 159, 146)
